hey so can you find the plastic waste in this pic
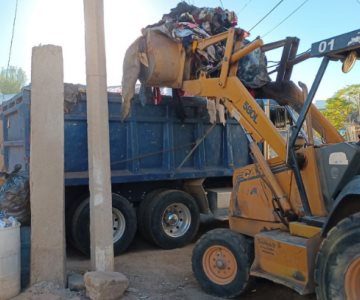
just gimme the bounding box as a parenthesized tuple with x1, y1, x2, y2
(0, 164, 30, 225)
(0, 211, 20, 228)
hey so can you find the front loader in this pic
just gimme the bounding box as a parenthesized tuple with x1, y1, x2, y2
(128, 23, 360, 298)
(185, 29, 360, 299)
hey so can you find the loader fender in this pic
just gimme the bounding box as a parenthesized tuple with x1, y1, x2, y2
(322, 175, 360, 237)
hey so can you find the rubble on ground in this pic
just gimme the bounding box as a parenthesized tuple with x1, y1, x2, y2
(12, 281, 86, 300)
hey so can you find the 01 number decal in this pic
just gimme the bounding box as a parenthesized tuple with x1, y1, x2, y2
(318, 38, 335, 53)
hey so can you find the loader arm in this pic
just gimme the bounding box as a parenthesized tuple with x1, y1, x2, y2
(257, 37, 344, 144)
(181, 35, 294, 214)
(182, 75, 287, 161)
(181, 33, 287, 162)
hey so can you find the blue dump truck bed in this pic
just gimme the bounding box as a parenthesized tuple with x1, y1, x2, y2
(2, 87, 249, 184)
(1, 86, 250, 255)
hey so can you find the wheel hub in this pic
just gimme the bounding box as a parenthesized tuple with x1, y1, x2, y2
(161, 202, 191, 238)
(112, 208, 126, 243)
(203, 245, 237, 285)
(165, 212, 179, 226)
(345, 255, 360, 300)
(216, 259, 226, 269)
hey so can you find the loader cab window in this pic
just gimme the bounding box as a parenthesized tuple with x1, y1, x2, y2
(262, 99, 309, 159)
(262, 99, 292, 130)
(270, 106, 290, 129)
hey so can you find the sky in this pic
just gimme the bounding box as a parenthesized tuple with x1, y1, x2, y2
(0, 0, 359, 101)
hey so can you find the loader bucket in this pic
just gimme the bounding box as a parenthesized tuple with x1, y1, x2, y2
(141, 30, 187, 88)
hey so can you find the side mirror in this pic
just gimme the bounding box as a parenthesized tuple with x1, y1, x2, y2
(342, 51, 357, 73)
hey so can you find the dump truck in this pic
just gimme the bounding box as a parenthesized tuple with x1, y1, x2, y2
(1, 88, 258, 255)
(1, 81, 295, 256)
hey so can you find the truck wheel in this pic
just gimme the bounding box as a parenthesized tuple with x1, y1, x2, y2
(192, 228, 254, 298)
(315, 212, 360, 300)
(143, 189, 200, 249)
(71, 193, 137, 256)
(138, 188, 167, 242)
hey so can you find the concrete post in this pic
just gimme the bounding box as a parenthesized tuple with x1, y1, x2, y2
(30, 45, 66, 286)
(83, 0, 114, 271)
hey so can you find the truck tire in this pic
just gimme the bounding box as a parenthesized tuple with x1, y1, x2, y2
(142, 189, 200, 249)
(192, 228, 254, 298)
(315, 212, 360, 300)
(138, 188, 167, 242)
(71, 193, 137, 256)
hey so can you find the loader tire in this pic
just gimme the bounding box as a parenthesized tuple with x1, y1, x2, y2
(71, 193, 137, 256)
(315, 212, 360, 300)
(143, 189, 200, 249)
(192, 228, 254, 298)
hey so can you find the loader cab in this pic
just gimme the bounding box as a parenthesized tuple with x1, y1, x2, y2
(315, 142, 360, 211)
(279, 29, 360, 218)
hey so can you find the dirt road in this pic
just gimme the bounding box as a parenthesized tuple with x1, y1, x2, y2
(67, 220, 317, 300)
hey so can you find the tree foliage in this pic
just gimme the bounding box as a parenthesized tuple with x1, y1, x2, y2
(323, 84, 360, 130)
(0, 66, 27, 95)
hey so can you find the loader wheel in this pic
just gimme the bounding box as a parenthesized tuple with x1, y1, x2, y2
(315, 212, 360, 300)
(142, 189, 200, 249)
(71, 193, 137, 256)
(192, 228, 254, 298)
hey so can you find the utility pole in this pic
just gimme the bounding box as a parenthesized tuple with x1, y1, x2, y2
(357, 93, 360, 121)
(83, 0, 114, 271)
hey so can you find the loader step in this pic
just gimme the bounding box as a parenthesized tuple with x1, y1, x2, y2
(251, 230, 321, 295)
(301, 216, 326, 227)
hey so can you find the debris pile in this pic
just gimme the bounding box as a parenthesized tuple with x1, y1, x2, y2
(0, 164, 30, 224)
(121, 1, 270, 120)
(143, 2, 239, 71)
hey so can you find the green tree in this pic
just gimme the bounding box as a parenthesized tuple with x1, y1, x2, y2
(323, 84, 360, 130)
(0, 66, 27, 94)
